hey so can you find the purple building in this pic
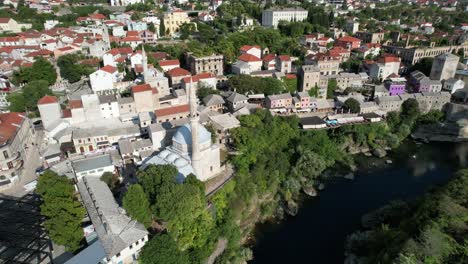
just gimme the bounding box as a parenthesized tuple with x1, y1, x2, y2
(384, 77, 406, 96)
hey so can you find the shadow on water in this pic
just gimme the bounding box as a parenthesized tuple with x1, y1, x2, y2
(250, 141, 467, 264)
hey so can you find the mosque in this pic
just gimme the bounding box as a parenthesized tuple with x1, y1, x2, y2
(141, 80, 221, 182)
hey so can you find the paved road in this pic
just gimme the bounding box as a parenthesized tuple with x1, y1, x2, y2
(2, 130, 44, 197)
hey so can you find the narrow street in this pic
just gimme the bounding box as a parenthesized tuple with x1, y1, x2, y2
(2, 130, 44, 197)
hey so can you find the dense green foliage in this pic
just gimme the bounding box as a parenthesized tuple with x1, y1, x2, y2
(7, 80, 53, 114)
(345, 169, 468, 264)
(197, 86, 220, 101)
(99, 171, 119, 190)
(134, 165, 217, 262)
(227, 75, 287, 95)
(12, 57, 57, 86)
(57, 54, 95, 83)
(36, 171, 85, 252)
(409, 58, 434, 77)
(139, 233, 190, 264)
(344, 98, 361, 113)
(123, 184, 152, 228)
(327, 79, 338, 99)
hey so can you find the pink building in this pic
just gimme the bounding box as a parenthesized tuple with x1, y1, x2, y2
(266, 93, 293, 109)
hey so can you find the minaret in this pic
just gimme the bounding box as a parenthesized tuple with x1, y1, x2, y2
(142, 46, 149, 82)
(102, 24, 111, 50)
(189, 78, 202, 178)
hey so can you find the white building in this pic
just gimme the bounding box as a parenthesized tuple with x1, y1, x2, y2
(142, 82, 221, 182)
(90, 65, 122, 94)
(99, 95, 120, 119)
(72, 154, 115, 179)
(37, 95, 62, 129)
(443, 78, 465, 94)
(110, 0, 144, 6)
(368, 56, 401, 81)
(261, 8, 308, 28)
(76, 176, 148, 264)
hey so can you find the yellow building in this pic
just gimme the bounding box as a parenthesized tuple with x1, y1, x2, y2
(163, 10, 190, 36)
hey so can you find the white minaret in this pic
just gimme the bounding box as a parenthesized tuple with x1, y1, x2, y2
(102, 24, 111, 50)
(142, 46, 149, 82)
(189, 78, 202, 178)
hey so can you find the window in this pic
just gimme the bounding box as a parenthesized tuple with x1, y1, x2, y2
(3, 151, 8, 159)
(136, 241, 139, 246)
(116, 253, 121, 257)
(129, 245, 133, 249)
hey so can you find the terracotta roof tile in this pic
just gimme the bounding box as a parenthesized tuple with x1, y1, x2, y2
(0, 112, 26, 145)
(238, 53, 261, 62)
(166, 67, 191, 77)
(69, 100, 83, 109)
(132, 84, 152, 93)
(38, 95, 57, 105)
(100, 65, 117, 73)
(154, 104, 190, 117)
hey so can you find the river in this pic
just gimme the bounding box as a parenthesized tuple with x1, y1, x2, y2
(250, 141, 468, 264)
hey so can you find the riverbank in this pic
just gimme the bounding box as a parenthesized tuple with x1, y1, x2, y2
(249, 141, 467, 263)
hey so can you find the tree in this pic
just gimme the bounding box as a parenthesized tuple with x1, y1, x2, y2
(148, 22, 156, 33)
(401, 98, 420, 123)
(137, 164, 214, 251)
(343, 98, 361, 113)
(8, 80, 53, 113)
(12, 57, 57, 85)
(409, 57, 434, 76)
(137, 164, 178, 205)
(100, 171, 120, 190)
(36, 171, 85, 252)
(196, 85, 220, 101)
(327, 79, 337, 99)
(159, 22, 166, 37)
(123, 184, 152, 228)
(227, 75, 286, 95)
(57, 54, 94, 83)
(293, 148, 327, 182)
(139, 233, 190, 264)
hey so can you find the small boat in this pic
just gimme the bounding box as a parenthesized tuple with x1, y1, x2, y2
(412, 155, 417, 158)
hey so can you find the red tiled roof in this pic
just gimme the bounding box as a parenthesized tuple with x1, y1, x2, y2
(122, 36, 142, 42)
(89, 13, 107, 20)
(278, 55, 291, 61)
(0, 18, 11, 23)
(126, 31, 139, 37)
(57, 46, 74, 52)
(239, 45, 260, 52)
(38, 95, 57, 105)
(338, 36, 361, 43)
(238, 53, 261, 62)
(159, 59, 180, 67)
(152, 52, 168, 60)
(154, 104, 190, 117)
(0, 37, 19, 42)
(152, 88, 159, 94)
(69, 100, 83, 109)
(25, 49, 53, 57)
(182, 72, 215, 83)
(166, 67, 191, 77)
(262, 54, 276, 62)
(0, 112, 25, 145)
(62, 109, 71, 118)
(134, 64, 143, 73)
(100, 65, 117, 73)
(379, 55, 400, 64)
(285, 74, 296, 79)
(132, 84, 152, 93)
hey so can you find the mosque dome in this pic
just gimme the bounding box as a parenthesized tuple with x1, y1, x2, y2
(166, 153, 178, 162)
(173, 123, 211, 146)
(158, 150, 171, 159)
(174, 158, 188, 167)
